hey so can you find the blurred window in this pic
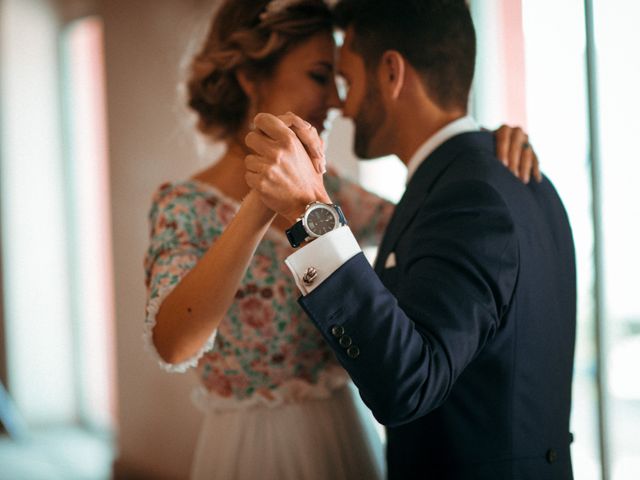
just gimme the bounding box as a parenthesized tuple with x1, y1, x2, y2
(61, 15, 115, 432)
(1, 0, 76, 425)
(0, 0, 114, 436)
(589, 0, 640, 478)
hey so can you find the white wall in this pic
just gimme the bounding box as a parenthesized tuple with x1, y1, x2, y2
(103, 1, 212, 477)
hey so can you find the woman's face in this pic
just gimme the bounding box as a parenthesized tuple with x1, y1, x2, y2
(254, 31, 341, 133)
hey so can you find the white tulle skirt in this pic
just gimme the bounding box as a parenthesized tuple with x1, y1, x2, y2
(190, 383, 385, 480)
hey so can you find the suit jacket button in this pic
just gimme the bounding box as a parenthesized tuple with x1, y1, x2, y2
(331, 325, 344, 338)
(347, 345, 360, 358)
(546, 449, 558, 464)
(339, 335, 352, 348)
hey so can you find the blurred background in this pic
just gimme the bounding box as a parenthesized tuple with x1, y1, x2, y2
(0, 0, 638, 478)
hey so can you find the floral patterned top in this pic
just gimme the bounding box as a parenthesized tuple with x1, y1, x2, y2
(144, 170, 394, 409)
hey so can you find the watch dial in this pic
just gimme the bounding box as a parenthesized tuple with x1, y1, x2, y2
(307, 207, 336, 235)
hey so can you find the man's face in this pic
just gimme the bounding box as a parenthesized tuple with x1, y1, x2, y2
(337, 28, 387, 159)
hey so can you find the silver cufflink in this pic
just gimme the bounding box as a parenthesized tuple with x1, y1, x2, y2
(303, 267, 318, 286)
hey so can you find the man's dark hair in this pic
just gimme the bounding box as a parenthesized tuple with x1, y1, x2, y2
(334, 0, 476, 112)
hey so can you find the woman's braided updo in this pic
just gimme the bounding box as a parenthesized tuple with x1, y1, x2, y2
(186, 0, 334, 141)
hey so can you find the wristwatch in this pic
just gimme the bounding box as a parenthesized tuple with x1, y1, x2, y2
(286, 202, 347, 248)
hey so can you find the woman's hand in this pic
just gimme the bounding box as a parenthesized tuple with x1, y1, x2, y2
(494, 125, 541, 184)
(245, 112, 331, 223)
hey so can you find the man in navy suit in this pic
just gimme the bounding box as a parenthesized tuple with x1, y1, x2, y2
(245, 0, 576, 478)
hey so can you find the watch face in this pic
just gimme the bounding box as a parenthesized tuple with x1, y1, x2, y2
(305, 205, 337, 236)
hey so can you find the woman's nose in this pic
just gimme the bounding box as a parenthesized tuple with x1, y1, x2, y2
(327, 78, 343, 110)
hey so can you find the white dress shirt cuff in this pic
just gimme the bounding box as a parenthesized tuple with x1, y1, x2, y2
(284, 226, 361, 295)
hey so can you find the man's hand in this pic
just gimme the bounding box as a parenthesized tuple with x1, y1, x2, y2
(245, 112, 331, 223)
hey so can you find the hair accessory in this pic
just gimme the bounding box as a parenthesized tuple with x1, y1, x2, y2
(259, 0, 305, 21)
(259, 0, 336, 22)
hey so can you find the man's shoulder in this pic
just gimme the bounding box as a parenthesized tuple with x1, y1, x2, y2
(406, 131, 496, 194)
(450, 129, 494, 147)
(445, 130, 495, 158)
(425, 131, 500, 180)
(440, 140, 509, 187)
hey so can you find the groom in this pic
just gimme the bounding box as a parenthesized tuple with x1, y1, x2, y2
(245, 1, 576, 478)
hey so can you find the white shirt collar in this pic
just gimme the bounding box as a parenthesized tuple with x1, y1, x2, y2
(405, 116, 479, 184)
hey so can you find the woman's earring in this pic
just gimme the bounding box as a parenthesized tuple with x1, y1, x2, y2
(247, 100, 257, 131)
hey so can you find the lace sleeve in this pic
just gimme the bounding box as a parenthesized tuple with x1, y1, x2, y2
(143, 182, 221, 373)
(324, 169, 395, 248)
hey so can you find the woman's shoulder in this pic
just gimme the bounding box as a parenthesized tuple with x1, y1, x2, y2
(148, 179, 239, 232)
(151, 179, 238, 211)
(151, 179, 210, 205)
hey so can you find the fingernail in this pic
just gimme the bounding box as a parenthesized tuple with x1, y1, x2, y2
(303, 120, 312, 129)
(316, 147, 325, 158)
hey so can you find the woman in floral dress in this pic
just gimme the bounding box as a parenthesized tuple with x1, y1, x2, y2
(143, 1, 538, 478)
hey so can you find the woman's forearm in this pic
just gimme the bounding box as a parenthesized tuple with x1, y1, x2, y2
(152, 190, 275, 364)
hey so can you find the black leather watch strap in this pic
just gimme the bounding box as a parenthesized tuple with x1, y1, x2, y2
(286, 221, 308, 248)
(335, 205, 347, 226)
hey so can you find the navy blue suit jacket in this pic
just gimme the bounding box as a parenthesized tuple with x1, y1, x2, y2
(299, 132, 576, 479)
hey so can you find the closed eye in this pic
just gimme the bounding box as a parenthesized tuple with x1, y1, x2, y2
(309, 72, 330, 86)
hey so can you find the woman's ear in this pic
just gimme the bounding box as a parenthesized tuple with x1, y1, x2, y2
(379, 50, 405, 100)
(235, 69, 257, 102)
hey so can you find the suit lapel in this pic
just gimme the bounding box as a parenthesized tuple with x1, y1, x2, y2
(374, 132, 494, 274)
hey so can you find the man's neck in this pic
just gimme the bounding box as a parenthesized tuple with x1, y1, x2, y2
(395, 110, 466, 166)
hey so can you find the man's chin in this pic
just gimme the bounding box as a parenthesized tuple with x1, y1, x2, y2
(354, 141, 384, 161)
(354, 137, 374, 160)
(354, 124, 388, 160)
(353, 148, 368, 160)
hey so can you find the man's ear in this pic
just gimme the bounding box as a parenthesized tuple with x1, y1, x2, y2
(379, 50, 406, 100)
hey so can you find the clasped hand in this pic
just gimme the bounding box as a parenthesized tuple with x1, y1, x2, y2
(245, 112, 331, 223)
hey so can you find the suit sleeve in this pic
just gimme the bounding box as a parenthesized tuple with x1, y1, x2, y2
(298, 180, 519, 427)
